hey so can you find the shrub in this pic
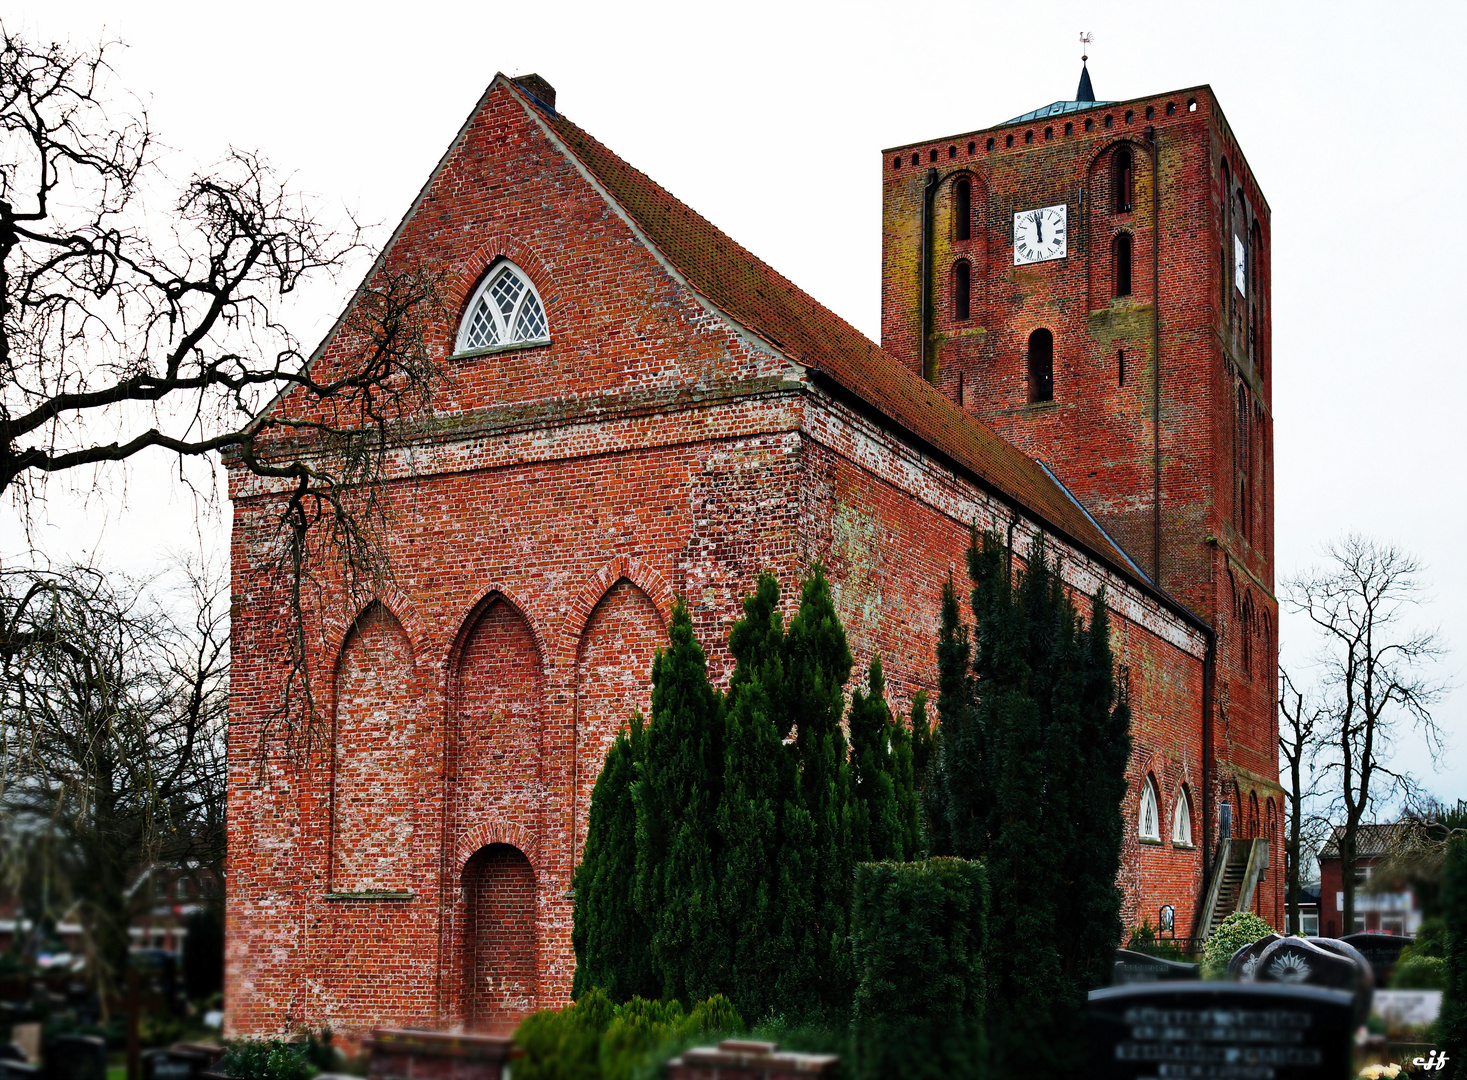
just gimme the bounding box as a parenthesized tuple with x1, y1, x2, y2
(1127, 921, 1189, 962)
(1390, 955, 1447, 991)
(513, 993, 743, 1080)
(1201, 911, 1275, 979)
(851, 857, 988, 1079)
(218, 1040, 313, 1080)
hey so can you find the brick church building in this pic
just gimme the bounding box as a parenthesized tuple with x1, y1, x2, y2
(226, 66, 1282, 1035)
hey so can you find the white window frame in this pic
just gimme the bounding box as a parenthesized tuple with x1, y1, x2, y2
(1172, 788, 1193, 847)
(1139, 778, 1161, 842)
(454, 261, 550, 355)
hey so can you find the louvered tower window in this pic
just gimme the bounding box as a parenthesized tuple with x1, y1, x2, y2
(457, 262, 550, 352)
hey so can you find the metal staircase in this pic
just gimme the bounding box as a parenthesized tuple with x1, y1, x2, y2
(1199, 838, 1269, 939)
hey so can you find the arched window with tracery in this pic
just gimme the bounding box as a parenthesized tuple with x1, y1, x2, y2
(953, 260, 971, 320)
(1139, 775, 1161, 842)
(1027, 329, 1054, 403)
(456, 261, 550, 353)
(1113, 232, 1133, 297)
(954, 177, 971, 241)
(1114, 147, 1134, 212)
(1173, 786, 1193, 847)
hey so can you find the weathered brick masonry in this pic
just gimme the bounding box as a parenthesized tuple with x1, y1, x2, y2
(227, 71, 1280, 1037)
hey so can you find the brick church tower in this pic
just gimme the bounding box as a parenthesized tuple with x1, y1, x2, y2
(880, 64, 1280, 915)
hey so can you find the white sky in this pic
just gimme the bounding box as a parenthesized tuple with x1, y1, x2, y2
(14, 0, 1467, 806)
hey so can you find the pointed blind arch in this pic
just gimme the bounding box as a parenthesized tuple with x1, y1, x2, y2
(457, 261, 550, 352)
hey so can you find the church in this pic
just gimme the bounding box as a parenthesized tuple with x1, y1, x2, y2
(225, 65, 1281, 1035)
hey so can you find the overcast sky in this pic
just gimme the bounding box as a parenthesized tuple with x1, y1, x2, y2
(15, 0, 1467, 807)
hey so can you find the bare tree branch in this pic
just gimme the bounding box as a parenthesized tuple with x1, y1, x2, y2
(1282, 533, 1449, 937)
(0, 29, 447, 754)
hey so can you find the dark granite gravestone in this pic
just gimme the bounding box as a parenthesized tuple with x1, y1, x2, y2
(40, 1037, 105, 1080)
(143, 1048, 212, 1080)
(1228, 933, 1283, 981)
(0, 1063, 40, 1080)
(1088, 982, 1354, 1079)
(0, 1048, 26, 1065)
(1112, 948, 1200, 985)
(1254, 937, 1373, 1027)
(1340, 932, 1410, 985)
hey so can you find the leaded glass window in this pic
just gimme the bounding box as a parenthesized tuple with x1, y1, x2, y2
(1140, 777, 1160, 841)
(1173, 788, 1192, 846)
(456, 262, 549, 353)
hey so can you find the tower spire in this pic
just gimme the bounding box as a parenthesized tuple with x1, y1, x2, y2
(1077, 32, 1096, 102)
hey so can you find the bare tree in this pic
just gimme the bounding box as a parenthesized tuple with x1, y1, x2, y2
(0, 561, 228, 1008)
(1278, 667, 1330, 934)
(0, 29, 443, 746)
(1283, 535, 1447, 939)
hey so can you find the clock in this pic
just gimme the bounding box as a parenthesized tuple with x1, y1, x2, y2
(1013, 204, 1068, 265)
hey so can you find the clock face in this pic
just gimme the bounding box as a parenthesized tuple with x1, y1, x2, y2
(1013, 204, 1068, 265)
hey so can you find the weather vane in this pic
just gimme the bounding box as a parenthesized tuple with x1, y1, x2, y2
(1080, 32, 1093, 62)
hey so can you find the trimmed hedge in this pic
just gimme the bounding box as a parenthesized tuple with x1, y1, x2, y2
(851, 857, 988, 1079)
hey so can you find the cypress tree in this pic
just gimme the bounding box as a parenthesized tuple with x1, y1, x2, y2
(936, 530, 1130, 1078)
(572, 714, 659, 1002)
(889, 695, 921, 861)
(772, 566, 854, 1022)
(717, 572, 789, 1021)
(634, 599, 727, 1003)
(849, 655, 905, 863)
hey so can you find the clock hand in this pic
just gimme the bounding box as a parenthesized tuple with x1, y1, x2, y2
(1035, 212, 1044, 245)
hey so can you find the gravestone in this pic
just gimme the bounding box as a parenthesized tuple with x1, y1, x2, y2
(0, 1049, 26, 1065)
(1112, 948, 1199, 985)
(41, 1037, 105, 1080)
(1228, 933, 1283, 980)
(143, 1048, 212, 1080)
(1340, 932, 1410, 985)
(1089, 981, 1354, 1079)
(1253, 937, 1372, 1027)
(0, 1062, 40, 1080)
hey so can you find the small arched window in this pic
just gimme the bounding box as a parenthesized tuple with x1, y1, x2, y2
(456, 262, 549, 353)
(1173, 787, 1193, 847)
(1027, 329, 1054, 403)
(1249, 792, 1260, 839)
(1139, 777, 1161, 841)
(953, 260, 971, 321)
(954, 178, 971, 241)
(1114, 147, 1134, 212)
(1114, 232, 1133, 297)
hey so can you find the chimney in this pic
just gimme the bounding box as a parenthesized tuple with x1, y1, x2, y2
(512, 74, 556, 112)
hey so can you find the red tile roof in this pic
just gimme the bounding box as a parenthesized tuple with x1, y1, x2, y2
(529, 89, 1157, 596)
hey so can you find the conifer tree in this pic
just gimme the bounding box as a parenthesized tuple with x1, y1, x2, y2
(717, 573, 790, 1021)
(936, 530, 1130, 1078)
(572, 714, 659, 1002)
(773, 566, 855, 1021)
(888, 695, 921, 860)
(634, 600, 727, 1002)
(849, 655, 906, 863)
